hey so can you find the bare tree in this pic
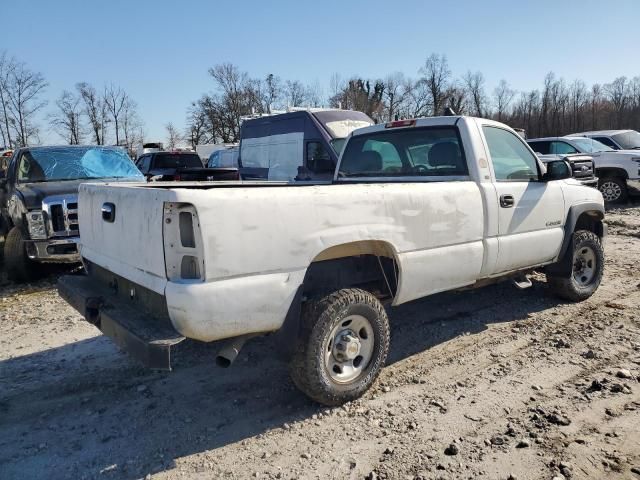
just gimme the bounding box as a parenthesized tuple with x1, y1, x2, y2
(165, 122, 182, 150)
(493, 79, 515, 121)
(77, 82, 108, 144)
(419, 53, 451, 116)
(383, 73, 409, 121)
(5, 61, 48, 146)
(121, 97, 143, 151)
(186, 101, 209, 148)
(49, 90, 83, 144)
(305, 80, 324, 108)
(463, 71, 488, 117)
(605, 77, 628, 128)
(103, 84, 128, 145)
(285, 80, 306, 107)
(0, 51, 16, 147)
(264, 74, 282, 113)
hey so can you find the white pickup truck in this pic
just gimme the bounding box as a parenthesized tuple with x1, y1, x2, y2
(59, 116, 606, 406)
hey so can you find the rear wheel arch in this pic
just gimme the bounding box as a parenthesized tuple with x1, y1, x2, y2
(304, 240, 400, 300)
(596, 167, 628, 179)
(275, 241, 399, 361)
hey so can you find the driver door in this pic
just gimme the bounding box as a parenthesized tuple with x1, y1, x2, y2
(482, 125, 565, 273)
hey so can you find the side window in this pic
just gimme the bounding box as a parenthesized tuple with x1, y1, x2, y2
(141, 156, 151, 173)
(527, 141, 550, 155)
(306, 141, 334, 173)
(551, 141, 577, 155)
(593, 136, 619, 149)
(483, 126, 539, 181)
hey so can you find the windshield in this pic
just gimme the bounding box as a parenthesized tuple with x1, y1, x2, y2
(313, 111, 374, 153)
(17, 146, 142, 183)
(153, 153, 202, 169)
(570, 138, 613, 153)
(612, 131, 640, 150)
(330, 138, 347, 154)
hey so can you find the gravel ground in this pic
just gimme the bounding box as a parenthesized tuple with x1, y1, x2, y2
(1, 205, 639, 480)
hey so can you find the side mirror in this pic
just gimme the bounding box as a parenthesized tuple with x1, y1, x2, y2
(542, 160, 572, 181)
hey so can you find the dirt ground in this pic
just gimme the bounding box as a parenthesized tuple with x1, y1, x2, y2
(1, 205, 639, 480)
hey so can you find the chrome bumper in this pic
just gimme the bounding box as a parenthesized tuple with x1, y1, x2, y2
(26, 237, 80, 263)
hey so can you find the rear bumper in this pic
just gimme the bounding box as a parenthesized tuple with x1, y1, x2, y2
(27, 237, 80, 263)
(58, 274, 185, 370)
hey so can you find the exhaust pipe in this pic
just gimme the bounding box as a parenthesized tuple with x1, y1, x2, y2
(215, 334, 254, 368)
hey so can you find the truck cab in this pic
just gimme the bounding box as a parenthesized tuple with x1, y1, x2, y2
(238, 109, 373, 181)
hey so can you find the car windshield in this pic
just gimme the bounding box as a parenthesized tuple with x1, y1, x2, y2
(313, 111, 374, 153)
(17, 146, 143, 183)
(154, 153, 202, 169)
(612, 131, 640, 150)
(569, 138, 613, 153)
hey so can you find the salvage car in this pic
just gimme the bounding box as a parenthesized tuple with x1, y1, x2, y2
(527, 136, 640, 203)
(0, 145, 143, 281)
(59, 116, 606, 406)
(135, 150, 238, 181)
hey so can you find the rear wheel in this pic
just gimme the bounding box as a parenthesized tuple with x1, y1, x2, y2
(547, 230, 604, 302)
(289, 288, 390, 406)
(598, 177, 627, 203)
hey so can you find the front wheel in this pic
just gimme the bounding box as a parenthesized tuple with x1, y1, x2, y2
(4, 226, 36, 283)
(598, 177, 627, 204)
(547, 230, 604, 302)
(289, 288, 390, 406)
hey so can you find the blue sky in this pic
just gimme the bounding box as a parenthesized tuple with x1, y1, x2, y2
(3, 0, 640, 144)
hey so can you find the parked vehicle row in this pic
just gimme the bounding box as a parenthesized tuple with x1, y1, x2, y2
(527, 135, 640, 203)
(58, 115, 606, 406)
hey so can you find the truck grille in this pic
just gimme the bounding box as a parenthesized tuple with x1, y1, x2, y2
(571, 159, 595, 180)
(43, 196, 79, 237)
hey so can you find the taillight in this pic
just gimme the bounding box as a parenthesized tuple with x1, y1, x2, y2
(385, 119, 416, 129)
(174, 175, 181, 181)
(163, 203, 204, 282)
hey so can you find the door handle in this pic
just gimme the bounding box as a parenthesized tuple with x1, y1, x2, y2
(500, 194, 515, 208)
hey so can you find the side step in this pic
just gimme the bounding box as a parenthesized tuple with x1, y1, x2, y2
(512, 274, 532, 290)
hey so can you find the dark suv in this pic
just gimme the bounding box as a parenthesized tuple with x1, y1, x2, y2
(135, 151, 238, 181)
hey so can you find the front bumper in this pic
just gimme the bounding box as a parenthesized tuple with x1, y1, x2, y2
(58, 274, 185, 370)
(26, 237, 80, 263)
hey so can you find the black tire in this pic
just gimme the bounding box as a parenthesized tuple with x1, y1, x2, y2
(547, 230, 604, 302)
(289, 288, 390, 406)
(4, 226, 35, 282)
(598, 176, 628, 204)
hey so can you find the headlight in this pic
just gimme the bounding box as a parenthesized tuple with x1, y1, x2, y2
(26, 210, 47, 240)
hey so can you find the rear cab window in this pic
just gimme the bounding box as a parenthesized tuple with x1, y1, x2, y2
(337, 127, 468, 179)
(153, 153, 202, 169)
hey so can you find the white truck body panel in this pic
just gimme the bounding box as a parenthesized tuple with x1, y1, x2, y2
(76, 117, 605, 343)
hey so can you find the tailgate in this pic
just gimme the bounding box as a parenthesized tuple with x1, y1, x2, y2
(79, 183, 173, 294)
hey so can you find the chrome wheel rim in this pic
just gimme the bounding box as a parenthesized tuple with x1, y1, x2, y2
(599, 181, 621, 202)
(324, 314, 374, 384)
(573, 245, 597, 286)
